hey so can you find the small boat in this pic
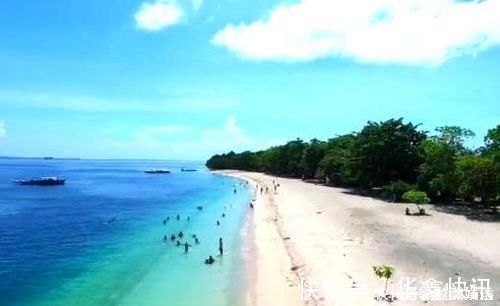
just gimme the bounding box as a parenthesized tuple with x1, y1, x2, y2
(14, 177, 65, 186)
(181, 167, 197, 172)
(144, 168, 171, 174)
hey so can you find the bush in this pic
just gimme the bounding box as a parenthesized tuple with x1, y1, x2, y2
(383, 180, 415, 201)
(402, 190, 430, 204)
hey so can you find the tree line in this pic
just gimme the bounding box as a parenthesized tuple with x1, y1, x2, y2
(206, 118, 500, 205)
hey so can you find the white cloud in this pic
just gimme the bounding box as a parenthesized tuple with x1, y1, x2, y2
(168, 116, 254, 158)
(212, 0, 500, 65)
(0, 120, 5, 138)
(135, 0, 183, 31)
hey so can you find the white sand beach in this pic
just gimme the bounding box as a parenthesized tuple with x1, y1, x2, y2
(228, 171, 500, 306)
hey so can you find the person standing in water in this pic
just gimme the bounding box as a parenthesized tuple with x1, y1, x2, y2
(218, 238, 223, 256)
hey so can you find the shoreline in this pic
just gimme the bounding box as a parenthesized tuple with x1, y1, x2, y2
(223, 170, 500, 306)
(221, 170, 305, 306)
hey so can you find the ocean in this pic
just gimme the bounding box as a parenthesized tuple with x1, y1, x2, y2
(0, 158, 251, 306)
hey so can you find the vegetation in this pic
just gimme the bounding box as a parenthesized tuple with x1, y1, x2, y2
(402, 190, 430, 215)
(206, 119, 500, 207)
(373, 265, 395, 300)
(402, 190, 430, 204)
(383, 180, 416, 202)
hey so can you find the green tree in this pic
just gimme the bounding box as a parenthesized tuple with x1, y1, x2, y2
(300, 139, 327, 179)
(455, 155, 497, 203)
(483, 125, 500, 155)
(434, 126, 475, 155)
(318, 134, 357, 185)
(417, 139, 458, 201)
(353, 118, 426, 187)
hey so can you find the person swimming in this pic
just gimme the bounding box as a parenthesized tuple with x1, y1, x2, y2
(195, 237, 200, 244)
(222, 213, 225, 218)
(216, 220, 220, 226)
(205, 255, 215, 264)
(176, 214, 180, 221)
(176, 240, 181, 247)
(187, 216, 190, 222)
(178, 231, 184, 238)
(163, 235, 167, 241)
(170, 234, 176, 241)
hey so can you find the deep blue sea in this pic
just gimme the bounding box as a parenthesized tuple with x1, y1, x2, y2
(0, 158, 251, 306)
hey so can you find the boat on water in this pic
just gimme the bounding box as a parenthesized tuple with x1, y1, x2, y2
(144, 168, 171, 174)
(181, 167, 197, 172)
(14, 177, 65, 186)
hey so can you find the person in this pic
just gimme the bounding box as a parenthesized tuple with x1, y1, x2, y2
(205, 255, 215, 265)
(233, 188, 237, 194)
(187, 216, 190, 222)
(222, 213, 225, 218)
(176, 214, 180, 221)
(184, 242, 190, 253)
(163, 235, 167, 241)
(216, 220, 220, 226)
(163, 219, 166, 225)
(195, 237, 200, 244)
(170, 234, 176, 241)
(176, 240, 181, 247)
(178, 231, 184, 238)
(250, 203, 254, 209)
(218, 237, 223, 256)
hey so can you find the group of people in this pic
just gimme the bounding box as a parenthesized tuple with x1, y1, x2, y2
(160, 205, 228, 264)
(256, 180, 280, 195)
(158, 181, 256, 265)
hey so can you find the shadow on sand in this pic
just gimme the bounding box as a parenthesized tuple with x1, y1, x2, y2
(335, 185, 500, 223)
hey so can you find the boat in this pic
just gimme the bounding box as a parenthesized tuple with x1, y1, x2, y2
(181, 167, 197, 172)
(144, 168, 171, 174)
(14, 177, 65, 186)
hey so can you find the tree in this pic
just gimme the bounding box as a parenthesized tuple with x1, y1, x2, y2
(373, 265, 395, 300)
(417, 139, 458, 201)
(402, 190, 430, 215)
(318, 134, 357, 185)
(353, 118, 426, 187)
(455, 155, 497, 203)
(483, 125, 500, 155)
(434, 126, 475, 155)
(300, 139, 327, 179)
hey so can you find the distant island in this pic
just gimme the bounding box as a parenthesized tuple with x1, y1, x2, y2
(207, 118, 499, 207)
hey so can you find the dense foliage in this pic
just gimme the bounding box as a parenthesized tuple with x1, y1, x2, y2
(206, 119, 500, 205)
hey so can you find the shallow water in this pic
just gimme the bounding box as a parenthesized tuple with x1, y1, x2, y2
(0, 159, 251, 306)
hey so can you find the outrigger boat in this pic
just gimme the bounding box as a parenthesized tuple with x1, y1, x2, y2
(144, 168, 171, 174)
(14, 177, 65, 186)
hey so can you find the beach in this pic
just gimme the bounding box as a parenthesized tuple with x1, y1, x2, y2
(228, 171, 500, 306)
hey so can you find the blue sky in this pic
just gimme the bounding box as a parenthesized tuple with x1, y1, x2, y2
(0, 0, 499, 160)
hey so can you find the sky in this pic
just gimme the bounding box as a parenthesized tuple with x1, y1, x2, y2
(0, 0, 499, 160)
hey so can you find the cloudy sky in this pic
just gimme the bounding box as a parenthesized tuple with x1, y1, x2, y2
(0, 0, 499, 160)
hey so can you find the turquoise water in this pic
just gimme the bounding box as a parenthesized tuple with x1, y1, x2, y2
(0, 159, 251, 306)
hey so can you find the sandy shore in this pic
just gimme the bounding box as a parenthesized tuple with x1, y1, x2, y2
(225, 171, 500, 306)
